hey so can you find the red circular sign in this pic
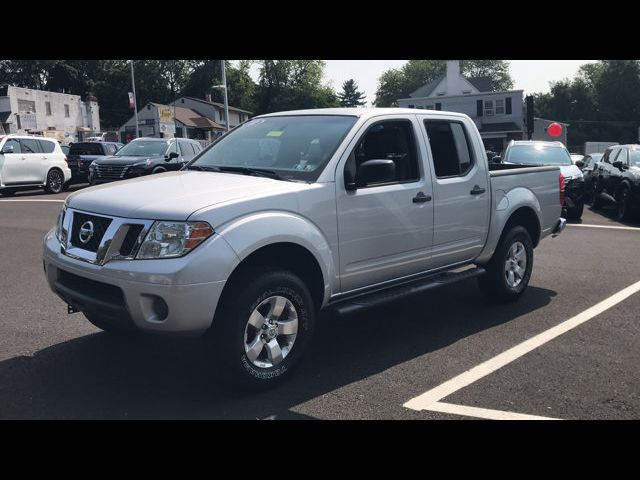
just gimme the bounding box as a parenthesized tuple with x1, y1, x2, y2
(547, 122, 562, 137)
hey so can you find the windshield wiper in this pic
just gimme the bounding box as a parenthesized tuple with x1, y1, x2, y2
(185, 165, 222, 172)
(216, 166, 292, 182)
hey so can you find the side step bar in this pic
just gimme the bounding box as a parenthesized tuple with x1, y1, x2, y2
(327, 266, 486, 316)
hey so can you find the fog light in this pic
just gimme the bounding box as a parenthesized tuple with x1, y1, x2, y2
(152, 296, 169, 321)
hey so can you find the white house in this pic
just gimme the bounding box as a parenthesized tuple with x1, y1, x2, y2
(396, 60, 526, 153)
(0, 84, 100, 142)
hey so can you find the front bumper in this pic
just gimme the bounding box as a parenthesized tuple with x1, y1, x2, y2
(43, 228, 237, 334)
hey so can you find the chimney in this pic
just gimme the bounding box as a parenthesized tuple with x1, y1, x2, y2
(446, 60, 461, 79)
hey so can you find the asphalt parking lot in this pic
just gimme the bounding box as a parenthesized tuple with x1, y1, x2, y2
(1, 186, 639, 419)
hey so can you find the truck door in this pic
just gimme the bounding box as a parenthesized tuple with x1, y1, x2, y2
(336, 116, 434, 292)
(421, 118, 491, 269)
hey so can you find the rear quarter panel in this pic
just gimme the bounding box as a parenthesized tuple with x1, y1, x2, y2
(475, 166, 561, 264)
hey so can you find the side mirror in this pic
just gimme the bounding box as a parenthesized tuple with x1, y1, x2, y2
(166, 151, 179, 162)
(612, 160, 625, 170)
(1, 145, 14, 154)
(354, 159, 396, 188)
(575, 160, 584, 169)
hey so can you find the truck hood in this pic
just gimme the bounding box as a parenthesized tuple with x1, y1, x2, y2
(65, 170, 309, 220)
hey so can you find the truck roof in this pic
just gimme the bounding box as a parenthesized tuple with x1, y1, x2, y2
(256, 107, 469, 120)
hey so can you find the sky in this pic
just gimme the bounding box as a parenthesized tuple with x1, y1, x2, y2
(240, 60, 597, 106)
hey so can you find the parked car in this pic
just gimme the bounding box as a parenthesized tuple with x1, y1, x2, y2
(570, 153, 584, 165)
(43, 108, 565, 389)
(60, 144, 70, 156)
(88, 137, 202, 185)
(579, 152, 603, 202)
(502, 140, 585, 220)
(588, 145, 640, 220)
(67, 142, 124, 184)
(0, 135, 71, 196)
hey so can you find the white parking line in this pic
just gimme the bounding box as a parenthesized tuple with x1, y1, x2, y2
(0, 199, 65, 203)
(427, 401, 560, 420)
(404, 279, 640, 418)
(568, 223, 640, 232)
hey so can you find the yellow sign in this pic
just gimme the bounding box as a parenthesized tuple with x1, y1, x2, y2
(159, 107, 173, 123)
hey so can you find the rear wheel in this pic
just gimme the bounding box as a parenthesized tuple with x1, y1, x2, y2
(617, 186, 633, 221)
(478, 225, 534, 303)
(205, 269, 316, 390)
(44, 169, 64, 194)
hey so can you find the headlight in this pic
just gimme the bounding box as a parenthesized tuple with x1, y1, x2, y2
(55, 207, 67, 243)
(136, 221, 214, 259)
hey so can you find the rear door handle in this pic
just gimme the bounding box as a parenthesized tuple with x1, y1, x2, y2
(413, 191, 432, 203)
(470, 185, 486, 195)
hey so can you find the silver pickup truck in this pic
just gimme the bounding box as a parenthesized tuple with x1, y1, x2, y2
(43, 108, 566, 389)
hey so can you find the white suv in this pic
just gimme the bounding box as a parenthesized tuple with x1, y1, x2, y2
(0, 135, 72, 196)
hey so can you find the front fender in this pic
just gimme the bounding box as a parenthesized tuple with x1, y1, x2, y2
(215, 211, 335, 304)
(475, 187, 542, 264)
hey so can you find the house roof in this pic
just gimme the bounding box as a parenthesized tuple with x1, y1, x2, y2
(480, 122, 523, 133)
(180, 96, 253, 114)
(173, 106, 225, 130)
(466, 76, 493, 92)
(410, 75, 494, 98)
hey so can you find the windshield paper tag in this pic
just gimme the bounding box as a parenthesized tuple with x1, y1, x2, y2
(266, 131, 283, 137)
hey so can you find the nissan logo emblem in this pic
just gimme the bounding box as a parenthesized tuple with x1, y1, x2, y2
(78, 221, 94, 244)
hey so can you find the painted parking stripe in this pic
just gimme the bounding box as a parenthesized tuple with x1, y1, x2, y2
(0, 199, 65, 203)
(568, 223, 640, 232)
(404, 279, 640, 416)
(427, 401, 560, 420)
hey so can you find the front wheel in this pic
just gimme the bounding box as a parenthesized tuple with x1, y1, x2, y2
(205, 269, 316, 390)
(617, 187, 634, 221)
(478, 226, 534, 303)
(44, 169, 64, 194)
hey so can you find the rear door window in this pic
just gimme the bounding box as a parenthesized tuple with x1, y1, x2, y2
(20, 138, 42, 154)
(424, 120, 475, 178)
(38, 139, 56, 153)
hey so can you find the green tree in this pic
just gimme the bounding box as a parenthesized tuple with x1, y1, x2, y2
(374, 60, 513, 106)
(338, 79, 366, 107)
(252, 60, 338, 114)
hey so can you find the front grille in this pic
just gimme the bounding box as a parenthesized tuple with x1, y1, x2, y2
(70, 212, 112, 252)
(119, 224, 145, 256)
(94, 164, 129, 179)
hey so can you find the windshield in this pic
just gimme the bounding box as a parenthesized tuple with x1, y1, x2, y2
(189, 115, 358, 182)
(630, 149, 640, 166)
(506, 144, 573, 166)
(115, 140, 168, 157)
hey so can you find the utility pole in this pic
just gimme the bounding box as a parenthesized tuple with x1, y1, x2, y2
(130, 60, 140, 138)
(221, 60, 229, 132)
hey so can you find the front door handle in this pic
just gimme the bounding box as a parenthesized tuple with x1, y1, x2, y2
(413, 191, 432, 203)
(470, 185, 486, 195)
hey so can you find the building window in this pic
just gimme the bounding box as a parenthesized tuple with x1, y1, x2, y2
(426, 105, 435, 110)
(495, 99, 505, 115)
(407, 104, 415, 109)
(64, 104, 70, 118)
(484, 100, 494, 116)
(416, 106, 424, 109)
(45, 102, 52, 116)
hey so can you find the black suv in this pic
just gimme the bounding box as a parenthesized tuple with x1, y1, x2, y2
(588, 145, 640, 221)
(88, 137, 203, 185)
(67, 142, 123, 184)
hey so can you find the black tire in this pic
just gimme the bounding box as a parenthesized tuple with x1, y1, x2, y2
(617, 186, 633, 221)
(589, 179, 603, 209)
(152, 167, 167, 174)
(83, 312, 138, 335)
(478, 225, 534, 304)
(205, 268, 316, 391)
(568, 200, 584, 220)
(44, 168, 64, 194)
